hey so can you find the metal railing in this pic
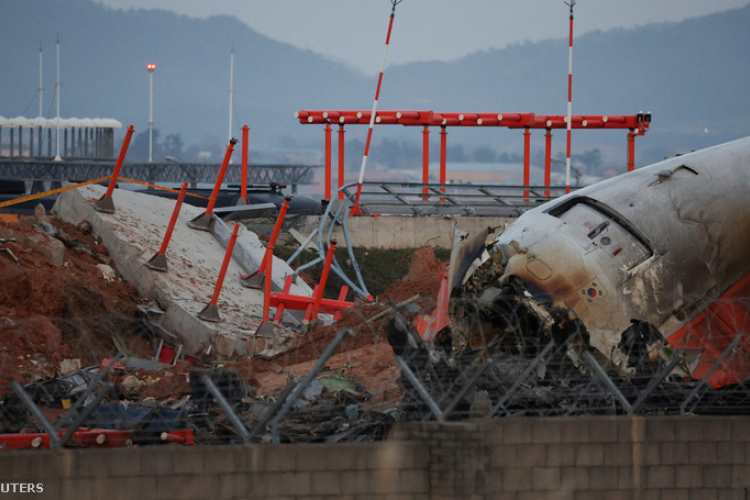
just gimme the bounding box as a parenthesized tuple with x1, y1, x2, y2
(0, 159, 318, 190)
(338, 181, 572, 217)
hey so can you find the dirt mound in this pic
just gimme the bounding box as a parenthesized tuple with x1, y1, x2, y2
(232, 245, 447, 399)
(0, 216, 147, 394)
(1, 212, 446, 411)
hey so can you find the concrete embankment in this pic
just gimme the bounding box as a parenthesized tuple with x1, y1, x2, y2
(293, 214, 516, 250)
(52, 185, 312, 359)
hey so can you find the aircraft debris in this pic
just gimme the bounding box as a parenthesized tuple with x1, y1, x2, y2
(391, 137, 750, 418)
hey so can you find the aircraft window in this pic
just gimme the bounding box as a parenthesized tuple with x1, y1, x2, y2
(549, 199, 652, 270)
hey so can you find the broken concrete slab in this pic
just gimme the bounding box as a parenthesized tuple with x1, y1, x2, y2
(0, 226, 65, 266)
(52, 184, 313, 359)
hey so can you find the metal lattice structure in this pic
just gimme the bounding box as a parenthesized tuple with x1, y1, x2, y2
(0, 160, 318, 188)
(338, 180, 574, 217)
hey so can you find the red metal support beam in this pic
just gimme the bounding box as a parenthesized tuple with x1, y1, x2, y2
(310, 240, 338, 322)
(422, 125, 430, 197)
(94, 124, 134, 213)
(324, 122, 332, 200)
(523, 127, 531, 199)
(338, 124, 346, 200)
(544, 128, 553, 197)
(297, 110, 646, 130)
(198, 223, 240, 323)
(440, 126, 447, 196)
(104, 124, 134, 199)
(240, 197, 291, 289)
(146, 182, 188, 272)
(207, 139, 236, 215)
(294, 110, 651, 193)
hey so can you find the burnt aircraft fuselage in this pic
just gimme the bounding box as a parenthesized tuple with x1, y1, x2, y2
(494, 136, 750, 373)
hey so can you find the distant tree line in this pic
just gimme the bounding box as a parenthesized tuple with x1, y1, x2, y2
(124, 130, 605, 177)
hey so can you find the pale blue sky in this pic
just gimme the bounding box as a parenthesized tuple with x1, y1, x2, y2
(96, 0, 749, 74)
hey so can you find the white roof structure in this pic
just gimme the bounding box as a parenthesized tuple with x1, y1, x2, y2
(0, 116, 122, 129)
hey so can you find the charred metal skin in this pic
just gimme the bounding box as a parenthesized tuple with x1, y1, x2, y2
(493, 136, 750, 374)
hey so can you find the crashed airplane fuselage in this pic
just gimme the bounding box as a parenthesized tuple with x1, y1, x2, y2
(491, 136, 750, 383)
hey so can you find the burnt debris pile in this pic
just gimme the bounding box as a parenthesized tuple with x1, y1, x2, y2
(389, 234, 750, 421)
(2, 181, 750, 449)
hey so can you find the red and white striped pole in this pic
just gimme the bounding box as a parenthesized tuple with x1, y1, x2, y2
(350, 0, 403, 216)
(564, 0, 576, 195)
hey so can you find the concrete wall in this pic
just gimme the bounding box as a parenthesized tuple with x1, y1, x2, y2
(296, 215, 516, 250)
(2, 416, 749, 499)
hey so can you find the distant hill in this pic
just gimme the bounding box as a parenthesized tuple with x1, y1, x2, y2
(0, 0, 370, 155)
(1, 0, 749, 166)
(384, 3, 750, 164)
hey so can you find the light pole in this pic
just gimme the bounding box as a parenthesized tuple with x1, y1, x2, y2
(54, 36, 62, 161)
(147, 63, 156, 162)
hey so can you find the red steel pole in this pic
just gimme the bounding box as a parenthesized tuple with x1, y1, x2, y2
(261, 246, 273, 324)
(273, 275, 295, 324)
(440, 126, 447, 199)
(338, 124, 346, 200)
(333, 286, 350, 321)
(208, 223, 240, 307)
(104, 125, 134, 198)
(311, 240, 337, 320)
(206, 138, 237, 215)
(422, 125, 430, 197)
(564, 0, 576, 195)
(241, 126, 249, 204)
(351, 1, 401, 215)
(267, 197, 290, 252)
(628, 130, 636, 172)
(324, 122, 332, 200)
(544, 128, 552, 197)
(523, 127, 531, 200)
(158, 182, 187, 255)
(257, 196, 290, 274)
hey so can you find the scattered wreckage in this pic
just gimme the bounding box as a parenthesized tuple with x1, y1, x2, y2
(0, 348, 393, 449)
(393, 136, 750, 418)
(2, 137, 750, 447)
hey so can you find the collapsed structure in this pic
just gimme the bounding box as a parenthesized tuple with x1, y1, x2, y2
(392, 136, 750, 419)
(2, 136, 750, 448)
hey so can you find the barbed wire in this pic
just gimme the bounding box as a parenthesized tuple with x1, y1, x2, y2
(2, 290, 750, 449)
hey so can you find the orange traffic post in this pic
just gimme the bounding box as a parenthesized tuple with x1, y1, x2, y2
(94, 125, 134, 213)
(198, 223, 241, 323)
(240, 196, 292, 289)
(146, 182, 188, 272)
(189, 138, 237, 230)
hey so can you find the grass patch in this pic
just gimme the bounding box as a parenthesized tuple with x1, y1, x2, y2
(275, 246, 450, 299)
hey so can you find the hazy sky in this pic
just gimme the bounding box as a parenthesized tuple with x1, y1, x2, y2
(97, 0, 748, 74)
